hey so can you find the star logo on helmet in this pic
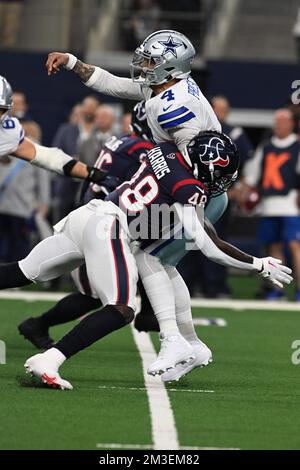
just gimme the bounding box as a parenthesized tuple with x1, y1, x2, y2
(199, 137, 230, 167)
(158, 36, 181, 57)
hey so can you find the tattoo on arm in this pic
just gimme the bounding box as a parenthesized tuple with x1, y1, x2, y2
(204, 217, 253, 264)
(73, 60, 95, 82)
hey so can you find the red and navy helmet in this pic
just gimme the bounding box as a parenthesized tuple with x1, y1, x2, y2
(186, 130, 239, 197)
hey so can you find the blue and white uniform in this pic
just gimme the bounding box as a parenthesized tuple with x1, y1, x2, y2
(0, 116, 25, 157)
(85, 69, 221, 154)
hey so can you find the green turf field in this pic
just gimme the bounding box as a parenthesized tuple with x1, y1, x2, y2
(1, 297, 300, 450)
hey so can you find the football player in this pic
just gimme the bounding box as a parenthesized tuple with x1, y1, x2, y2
(44, 30, 233, 370)
(45, 30, 221, 158)
(17, 108, 155, 349)
(18, 105, 224, 382)
(0, 75, 108, 185)
(0, 130, 292, 389)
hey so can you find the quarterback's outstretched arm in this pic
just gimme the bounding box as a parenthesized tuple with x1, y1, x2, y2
(46, 52, 144, 100)
(174, 203, 293, 288)
(13, 137, 107, 183)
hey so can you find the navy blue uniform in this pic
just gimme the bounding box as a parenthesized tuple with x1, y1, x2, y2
(87, 134, 154, 200)
(106, 142, 208, 242)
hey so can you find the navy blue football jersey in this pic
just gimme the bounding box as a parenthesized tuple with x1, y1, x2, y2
(106, 142, 209, 241)
(87, 134, 154, 200)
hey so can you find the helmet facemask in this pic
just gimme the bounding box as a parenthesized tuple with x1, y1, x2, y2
(204, 171, 238, 197)
(130, 49, 167, 86)
(0, 75, 13, 126)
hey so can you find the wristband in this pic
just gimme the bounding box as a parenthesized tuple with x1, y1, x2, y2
(64, 53, 77, 70)
(252, 257, 263, 272)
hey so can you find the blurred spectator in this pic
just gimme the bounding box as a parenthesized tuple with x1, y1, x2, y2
(11, 91, 33, 122)
(0, 158, 50, 262)
(243, 108, 300, 300)
(22, 121, 42, 143)
(69, 104, 83, 126)
(78, 104, 116, 166)
(122, 112, 132, 134)
(51, 96, 100, 222)
(212, 96, 253, 168)
(0, 0, 23, 48)
(293, 5, 300, 62)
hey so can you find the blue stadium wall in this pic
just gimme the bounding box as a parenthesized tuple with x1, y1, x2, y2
(1, 51, 298, 145)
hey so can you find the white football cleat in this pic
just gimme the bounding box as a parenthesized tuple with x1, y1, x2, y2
(147, 332, 195, 376)
(161, 340, 212, 382)
(24, 353, 73, 390)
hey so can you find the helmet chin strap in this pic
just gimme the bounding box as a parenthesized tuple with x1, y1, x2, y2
(182, 146, 193, 166)
(209, 161, 215, 181)
(193, 163, 198, 179)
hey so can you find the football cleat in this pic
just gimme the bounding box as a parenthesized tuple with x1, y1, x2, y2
(24, 354, 73, 390)
(161, 340, 212, 382)
(147, 332, 195, 376)
(18, 317, 54, 350)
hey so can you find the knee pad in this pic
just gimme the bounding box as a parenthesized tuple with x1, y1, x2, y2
(114, 305, 135, 324)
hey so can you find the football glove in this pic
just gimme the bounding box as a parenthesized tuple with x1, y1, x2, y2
(86, 166, 108, 184)
(254, 257, 293, 288)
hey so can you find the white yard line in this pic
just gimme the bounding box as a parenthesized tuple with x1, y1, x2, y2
(96, 443, 153, 450)
(96, 443, 239, 450)
(131, 326, 179, 451)
(94, 385, 214, 394)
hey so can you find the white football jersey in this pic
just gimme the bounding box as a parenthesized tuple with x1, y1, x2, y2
(145, 76, 221, 153)
(0, 116, 25, 157)
(86, 68, 221, 153)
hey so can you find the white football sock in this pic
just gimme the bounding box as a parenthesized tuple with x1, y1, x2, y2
(134, 248, 178, 334)
(141, 271, 178, 334)
(165, 266, 199, 343)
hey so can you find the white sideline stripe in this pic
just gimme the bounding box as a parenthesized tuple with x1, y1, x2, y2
(0, 290, 299, 312)
(193, 318, 227, 327)
(96, 385, 214, 394)
(191, 297, 300, 312)
(131, 326, 179, 451)
(96, 443, 240, 450)
(0, 290, 66, 301)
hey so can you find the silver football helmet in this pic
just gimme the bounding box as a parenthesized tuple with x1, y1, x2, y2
(0, 75, 13, 124)
(130, 30, 195, 86)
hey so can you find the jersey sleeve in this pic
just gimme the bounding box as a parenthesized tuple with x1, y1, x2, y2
(0, 117, 25, 157)
(84, 66, 144, 100)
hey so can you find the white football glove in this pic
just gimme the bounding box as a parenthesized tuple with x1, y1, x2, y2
(253, 257, 293, 288)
